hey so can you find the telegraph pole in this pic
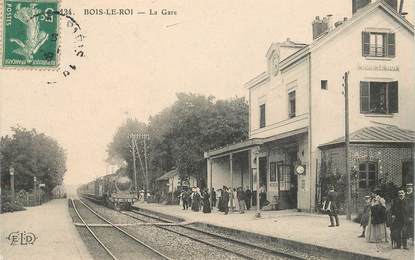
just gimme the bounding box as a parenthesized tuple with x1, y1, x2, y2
(142, 134, 149, 199)
(130, 133, 150, 200)
(254, 148, 261, 218)
(129, 134, 138, 193)
(343, 71, 352, 221)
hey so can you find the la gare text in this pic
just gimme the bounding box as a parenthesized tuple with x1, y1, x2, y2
(83, 9, 177, 16)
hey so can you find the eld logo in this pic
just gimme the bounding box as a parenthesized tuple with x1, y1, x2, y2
(7, 231, 37, 245)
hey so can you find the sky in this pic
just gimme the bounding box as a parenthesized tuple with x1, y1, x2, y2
(1, 0, 413, 185)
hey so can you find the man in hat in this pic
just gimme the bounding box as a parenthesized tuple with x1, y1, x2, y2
(326, 185, 340, 227)
(391, 189, 409, 249)
(406, 183, 414, 242)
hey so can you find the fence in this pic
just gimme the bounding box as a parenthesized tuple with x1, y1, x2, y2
(2, 189, 49, 208)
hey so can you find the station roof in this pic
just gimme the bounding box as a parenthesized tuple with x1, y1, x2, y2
(319, 123, 415, 147)
(204, 127, 308, 159)
(155, 169, 177, 181)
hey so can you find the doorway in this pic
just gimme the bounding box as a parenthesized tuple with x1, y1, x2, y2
(259, 157, 267, 207)
(402, 160, 414, 185)
(277, 149, 298, 209)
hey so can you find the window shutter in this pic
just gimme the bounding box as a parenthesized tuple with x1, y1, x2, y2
(388, 81, 398, 113)
(387, 33, 395, 57)
(360, 81, 370, 113)
(260, 104, 266, 128)
(362, 32, 370, 57)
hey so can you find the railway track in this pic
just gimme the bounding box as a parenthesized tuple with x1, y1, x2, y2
(120, 207, 308, 260)
(70, 199, 171, 260)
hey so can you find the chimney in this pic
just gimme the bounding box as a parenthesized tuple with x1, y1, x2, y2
(384, 0, 398, 11)
(312, 16, 329, 40)
(352, 0, 371, 14)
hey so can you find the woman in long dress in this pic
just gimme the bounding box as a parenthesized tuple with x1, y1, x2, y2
(366, 195, 388, 243)
(191, 188, 200, 212)
(202, 190, 211, 213)
(217, 189, 223, 212)
(233, 188, 239, 212)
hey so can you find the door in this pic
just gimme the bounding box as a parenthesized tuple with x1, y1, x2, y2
(402, 160, 414, 185)
(258, 157, 267, 207)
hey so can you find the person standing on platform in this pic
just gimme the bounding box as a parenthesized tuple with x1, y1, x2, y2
(324, 185, 339, 227)
(366, 193, 388, 243)
(245, 186, 252, 210)
(218, 188, 224, 212)
(232, 188, 239, 212)
(405, 183, 414, 243)
(259, 185, 267, 208)
(390, 189, 409, 249)
(237, 187, 246, 214)
(202, 189, 211, 213)
(359, 195, 371, 237)
(180, 190, 188, 210)
(222, 186, 230, 215)
(211, 188, 217, 208)
(191, 187, 200, 212)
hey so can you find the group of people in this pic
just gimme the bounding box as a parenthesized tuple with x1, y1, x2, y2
(358, 183, 414, 249)
(323, 183, 414, 250)
(179, 187, 211, 213)
(178, 186, 253, 215)
(215, 186, 252, 214)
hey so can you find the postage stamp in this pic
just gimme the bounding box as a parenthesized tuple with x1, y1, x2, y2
(2, 0, 59, 68)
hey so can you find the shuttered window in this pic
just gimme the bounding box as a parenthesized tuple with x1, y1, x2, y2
(387, 33, 395, 57)
(362, 32, 370, 56)
(388, 81, 398, 113)
(362, 31, 395, 57)
(360, 81, 398, 114)
(288, 91, 296, 118)
(259, 104, 266, 128)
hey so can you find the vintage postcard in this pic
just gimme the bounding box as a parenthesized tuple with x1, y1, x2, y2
(1, 0, 414, 259)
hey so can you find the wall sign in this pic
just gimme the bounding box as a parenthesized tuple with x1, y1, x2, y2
(358, 64, 399, 71)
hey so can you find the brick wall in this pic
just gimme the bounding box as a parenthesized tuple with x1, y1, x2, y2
(319, 143, 413, 213)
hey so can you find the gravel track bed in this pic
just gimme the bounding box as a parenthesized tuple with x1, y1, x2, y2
(82, 200, 244, 259)
(128, 210, 165, 223)
(190, 224, 326, 260)
(164, 225, 290, 260)
(73, 199, 165, 259)
(126, 208, 311, 260)
(68, 200, 113, 260)
(89, 226, 163, 259)
(73, 200, 108, 225)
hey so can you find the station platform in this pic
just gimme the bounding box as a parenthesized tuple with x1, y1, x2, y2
(134, 202, 414, 260)
(0, 199, 92, 260)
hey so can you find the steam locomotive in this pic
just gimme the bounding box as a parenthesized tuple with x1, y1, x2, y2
(78, 169, 138, 211)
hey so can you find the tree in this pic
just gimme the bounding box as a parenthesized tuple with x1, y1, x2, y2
(108, 93, 249, 191)
(106, 118, 147, 188)
(0, 126, 66, 193)
(148, 93, 249, 188)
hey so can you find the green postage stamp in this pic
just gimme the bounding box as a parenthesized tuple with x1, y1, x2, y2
(2, 0, 59, 68)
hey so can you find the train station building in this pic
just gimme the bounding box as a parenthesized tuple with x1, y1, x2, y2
(204, 0, 414, 212)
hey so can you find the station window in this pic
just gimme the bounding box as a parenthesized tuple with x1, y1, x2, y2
(358, 162, 377, 189)
(360, 81, 398, 114)
(321, 80, 328, 90)
(362, 31, 395, 58)
(259, 104, 266, 128)
(288, 91, 296, 118)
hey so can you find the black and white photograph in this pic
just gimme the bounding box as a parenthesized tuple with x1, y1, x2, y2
(1, 0, 414, 259)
